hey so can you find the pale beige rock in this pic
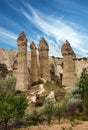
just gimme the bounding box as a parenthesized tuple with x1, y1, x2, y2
(46, 91, 56, 102)
(30, 42, 39, 84)
(61, 40, 76, 87)
(38, 38, 51, 81)
(16, 32, 29, 91)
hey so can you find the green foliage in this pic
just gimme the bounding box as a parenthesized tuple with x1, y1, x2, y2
(78, 68, 88, 114)
(51, 75, 62, 87)
(44, 81, 59, 93)
(35, 100, 44, 107)
(44, 99, 54, 125)
(55, 102, 67, 122)
(31, 79, 44, 86)
(0, 75, 27, 130)
(0, 75, 16, 93)
(65, 86, 81, 105)
(27, 109, 39, 125)
(0, 91, 28, 130)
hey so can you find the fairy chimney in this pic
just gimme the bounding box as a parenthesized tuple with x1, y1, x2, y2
(16, 32, 29, 91)
(38, 38, 51, 81)
(30, 42, 39, 85)
(61, 40, 76, 87)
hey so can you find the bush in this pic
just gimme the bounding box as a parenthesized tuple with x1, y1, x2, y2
(51, 75, 62, 87)
(31, 79, 44, 86)
(26, 109, 40, 125)
(55, 102, 67, 122)
(43, 99, 54, 125)
(35, 100, 44, 107)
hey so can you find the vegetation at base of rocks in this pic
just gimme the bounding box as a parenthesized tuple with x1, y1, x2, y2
(78, 68, 88, 115)
(43, 99, 55, 125)
(0, 75, 28, 130)
(0, 75, 16, 93)
(35, 99, 44, 107)
(31, 79, 44, 86)
(51, 74, 62, 87)
(44, 81, 63, 93)
(55, 102, 67, 123)
(0, 68, 88, 129)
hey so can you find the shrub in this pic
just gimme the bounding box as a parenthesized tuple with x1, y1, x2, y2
(51, 75, 62, 87)
(43, 99, 54, 125)
(27, 109, 40, 125)
(35, 100, 44, 107)
(31, 79, 44, 86)
(55, 102, 67, 122)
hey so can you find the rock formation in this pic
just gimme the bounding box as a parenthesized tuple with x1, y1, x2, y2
(61, 40, 76, 87)
(16, 32, 29, 91)
(0, 37, 88, 89)
(38, 38, 51, 81)
(30, 42, 39, 84)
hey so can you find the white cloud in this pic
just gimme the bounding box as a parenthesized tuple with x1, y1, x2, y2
(0, 28, 17, 40)
(21, 3, 88, 57)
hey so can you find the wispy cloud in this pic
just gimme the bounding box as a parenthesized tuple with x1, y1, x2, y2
(0, 28, 17, 47)
(20, 3, 88, 57)
(1, 0, 88, 57)
(0, 28, 17, 40)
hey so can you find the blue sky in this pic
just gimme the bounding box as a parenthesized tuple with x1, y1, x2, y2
(0, 0, 88, 57)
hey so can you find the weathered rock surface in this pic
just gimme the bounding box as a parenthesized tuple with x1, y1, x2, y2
(0, 48, 88, 80)
(16, 32, 29, 91)
(61, 40, 76, 87)
(38, 38, 51, 81)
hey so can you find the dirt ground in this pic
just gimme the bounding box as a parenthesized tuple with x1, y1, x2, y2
(15, 121, 88, 130)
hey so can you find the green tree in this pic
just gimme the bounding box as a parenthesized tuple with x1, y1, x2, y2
(0, 74, 28, 130)
(78, 68, 88, 114)
(44, 99, 54, 125)
(0, 91, 28, 130)
(1, 75, 16, 93)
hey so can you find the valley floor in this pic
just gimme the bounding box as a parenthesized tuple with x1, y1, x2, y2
(15, 121, 88, 130)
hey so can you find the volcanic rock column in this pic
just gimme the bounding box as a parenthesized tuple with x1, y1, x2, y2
(38, 38, 51, 81)
(16, 32, 29, 91)
(61, 40, 76, 87)
(30, 42, 39, 85)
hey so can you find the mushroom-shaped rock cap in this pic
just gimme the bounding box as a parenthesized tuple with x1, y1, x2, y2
(61, 40, 76, 56)
(30, 41, 36, 50)
(38, 38, 49, 51)
(17, 32, 27, 46)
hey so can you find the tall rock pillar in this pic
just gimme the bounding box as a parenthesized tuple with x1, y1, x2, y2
(16, 32, 29, 91)
(38, 38, 51, 81)
(61, 40, 76, 87)
(30, 42, 39, 85)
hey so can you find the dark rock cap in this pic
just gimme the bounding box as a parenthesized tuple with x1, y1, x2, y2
(30, 41, 37, 50)
(61, 40, 76, 57)
(38, 38, 49, 51)
(17, 32, 27, 46)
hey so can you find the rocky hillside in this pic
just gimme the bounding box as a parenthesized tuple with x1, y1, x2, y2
(0, 48, 88, 78)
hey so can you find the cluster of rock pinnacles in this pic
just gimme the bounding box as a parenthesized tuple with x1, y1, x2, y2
(16, 32, 76, 92)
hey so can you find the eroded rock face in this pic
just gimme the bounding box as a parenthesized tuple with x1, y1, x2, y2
(61, 40, 76, 57)
(0, 63, 8, 78)
(61, 40, 76, 87)
(16, 32, 29, 91)
(38, 38, 51, 81)
(0, 40, 88, 90)
(30, 42, 39, 85)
